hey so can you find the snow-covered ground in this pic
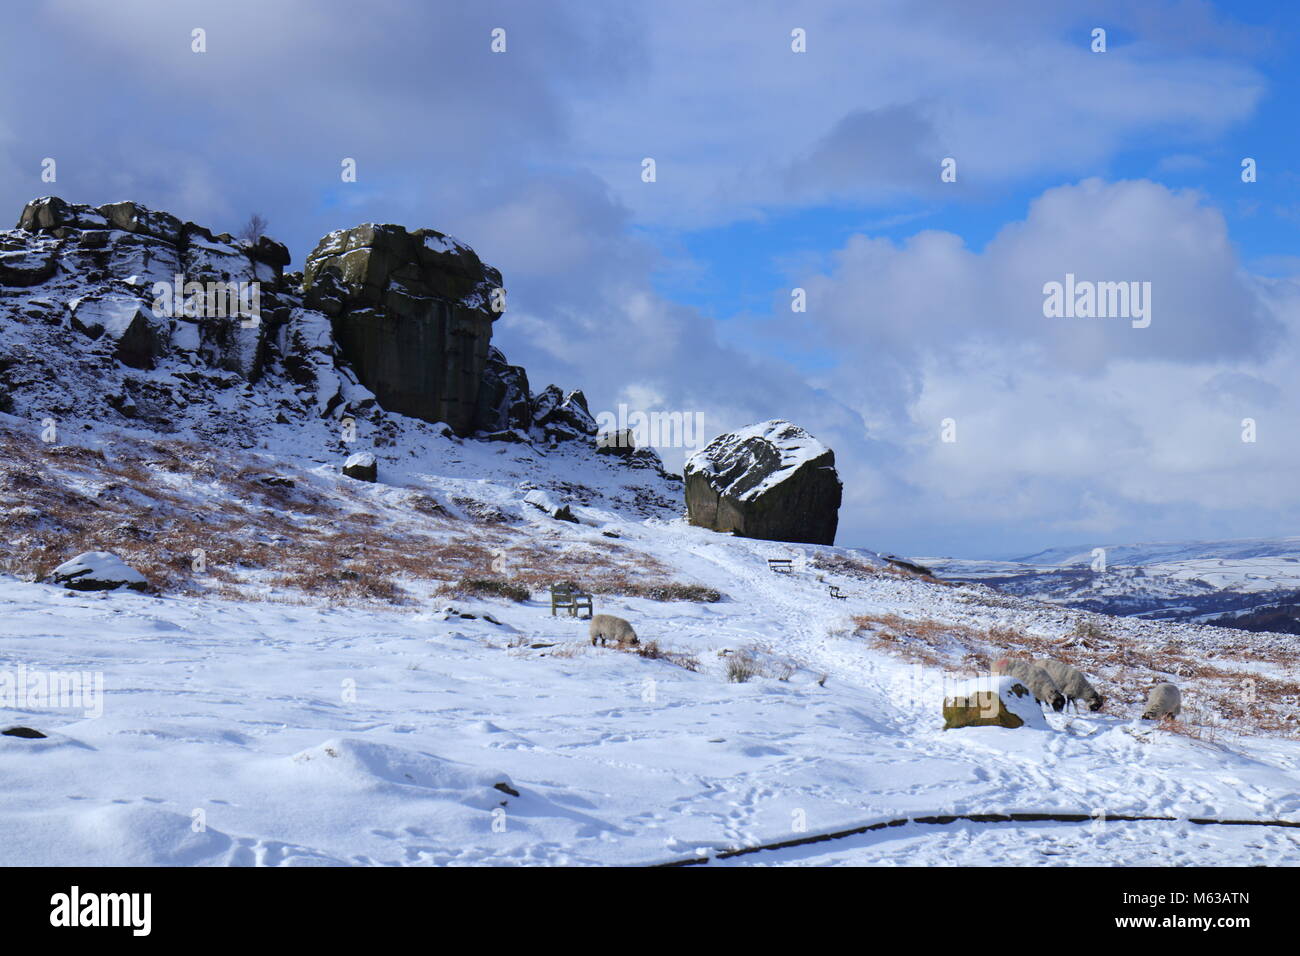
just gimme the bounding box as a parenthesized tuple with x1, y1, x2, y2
(5, 198, 1296, 867)
(4, 495, 1299, 866)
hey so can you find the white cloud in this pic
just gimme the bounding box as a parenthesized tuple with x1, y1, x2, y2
(794, 180, 1300, 554)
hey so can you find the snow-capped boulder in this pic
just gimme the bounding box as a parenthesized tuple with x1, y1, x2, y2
(532, 385, 597, 442)
(593, 427, 667, 474)
(523, 488, 578, 523)
(48, 551, 148, 592)
(16, 195, 109, 234)
(302, 222, 503, 434)
(97, 200, 185, 245)
(0, 235, 59, 286)
(342, 452, 377, 482)
(683, 420, 842, 546)
(68, 294, 164, 369)
(942, 676, 1049, 730)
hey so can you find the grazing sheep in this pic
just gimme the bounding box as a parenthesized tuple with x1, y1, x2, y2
(1036, 659, 1105, 713)
(992, 658, 1066, 712)
(1141, 682, 1182, 721)
(589, 614, 639, 647)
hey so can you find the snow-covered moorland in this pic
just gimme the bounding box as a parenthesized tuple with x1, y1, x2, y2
(2, 414, 1299, 866)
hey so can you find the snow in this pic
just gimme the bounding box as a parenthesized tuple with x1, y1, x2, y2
(422, 233, 465, 254)
(2, 490, 1298, 865)
(684, 419, 834, 501)
(522, 488, 561, 513)
(0, 374, 1293, 864)
(344, 452, 376, 469)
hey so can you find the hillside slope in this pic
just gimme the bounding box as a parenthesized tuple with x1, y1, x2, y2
(2, 418, 1299, 865)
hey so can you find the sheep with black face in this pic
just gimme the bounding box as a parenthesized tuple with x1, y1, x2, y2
(1036, 659, 1105, 713)
(992, 659, 1065, 712)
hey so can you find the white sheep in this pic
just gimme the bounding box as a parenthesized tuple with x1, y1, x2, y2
(992, 658, 1065, 712)
(589, 614, 639, 647)
(1036, 659, 1105, 713)
(1141, 682, 1182, 721)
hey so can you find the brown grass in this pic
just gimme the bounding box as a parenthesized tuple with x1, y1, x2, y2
(436, 577, 532, 603)
(0, 424, 723, 615)
(726, 648, 762, 683)
(851, 611, 1300, 740)
(634, 639, 700, 672)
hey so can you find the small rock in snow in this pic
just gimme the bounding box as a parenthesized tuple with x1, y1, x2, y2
(48, 551, 148, 592)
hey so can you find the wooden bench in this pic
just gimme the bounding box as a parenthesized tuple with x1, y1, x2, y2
(828, 584, 847, 601)
(767, 558, 794, 574)
(550, 583, 593, 618)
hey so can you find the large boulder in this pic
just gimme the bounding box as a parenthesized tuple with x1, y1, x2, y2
(342, 452, 377, 482)
(68, 294, 166, 369)
(97, 200, 184, 246)
(16, 196, 110, 234)
(683, 420, 842, 545)
(942, 676, 1049, 730)
(0, 232, 60, 286)
(595, 427, 636, 458)
(302, 223, 503, 434)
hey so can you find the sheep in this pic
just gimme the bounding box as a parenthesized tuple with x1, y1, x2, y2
(589, 613, 639, 647)
(992, 658, 1065, 712)
(1036, 659, 1105, 713)
(1141, 682, 1182, 721)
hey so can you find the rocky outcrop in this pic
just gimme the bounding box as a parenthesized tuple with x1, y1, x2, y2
(0, 233, 59, 286)
(532, 386, 597, 443)
(68, 294, 165, 370)
(0, 195, 678, 489)
(473, 346, 532, 434)
(594, 426, 668, 474)
(11, 196, 289, 383)
(683, 420, 842, 546)
(303, 223, 502, 435)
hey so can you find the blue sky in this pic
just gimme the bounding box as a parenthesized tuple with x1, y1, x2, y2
(8, 1, 1300, 558)
(663, 6, 1300, 324)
